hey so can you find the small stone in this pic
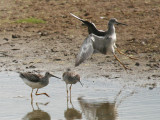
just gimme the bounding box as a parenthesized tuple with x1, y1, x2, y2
(141, 41, 146, 45)
(12, 34, 20, 38)
(114, 76, 120, 79)
(64, 53, 67, 56)
(12, 60, 18, 63)
(23, 63, 27, 65)
(152, 74, 160, 78)
(51, 49, 58, 52)
(84, 12, 89, 16)
(135, 62, 140, 66)
(103, 75, 109, 78)
(54, 58, 61, 61)
(3, 38, 9, 41)
(26, 65, 36, 69)
(38, 31, 48, 36)
(149, 87, 153, 90)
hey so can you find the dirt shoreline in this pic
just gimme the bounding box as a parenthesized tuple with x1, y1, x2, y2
(0, 0, 159, 80)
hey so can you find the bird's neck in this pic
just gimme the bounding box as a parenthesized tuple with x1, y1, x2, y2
(42, 75, 50, 81)
(108, 23, 115, 35)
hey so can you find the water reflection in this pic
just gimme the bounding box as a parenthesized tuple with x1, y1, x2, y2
(113, 86, 136, 108)
(78, 86, 135, 120)
(64, 95, 82, 120)
(78, 97, 117, 120)
(22, 102, 51, 120)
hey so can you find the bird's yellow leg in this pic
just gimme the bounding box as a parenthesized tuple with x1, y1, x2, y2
(35, 88, 50, 97)
(116, 48, 138, 60)
(31, 89, 33, 100)
(69, 84, 72, 103)
(113, 54, 128, 70)
(66, 84, 69, 98)
(31, 89, 33, 109)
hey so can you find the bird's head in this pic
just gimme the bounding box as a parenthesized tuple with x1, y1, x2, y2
(109, 18, 127, 26)
(75, 75, 83, 87)
(45, 72, 61, 79)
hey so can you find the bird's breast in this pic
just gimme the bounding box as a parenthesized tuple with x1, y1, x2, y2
(111, 33, 116, 42)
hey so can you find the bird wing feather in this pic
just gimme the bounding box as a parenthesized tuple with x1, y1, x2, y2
(70, 13, 84, 22)
(70, 13, 91, 25)
(20, 73, 40, 82)
(75, 35, 94, 66)
(70, 13, 106, 36)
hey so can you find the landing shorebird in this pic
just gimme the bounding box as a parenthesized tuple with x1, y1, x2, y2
(75, 18, 129, 70)
(70, 13, 137, 61)
(19, 72, 61, 100)
(63, 68, 83, 100)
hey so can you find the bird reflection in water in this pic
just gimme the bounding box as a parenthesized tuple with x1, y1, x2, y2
(64, 95, 82, 120)
(78, 86, 135, 120)
(22, 102, 51, 120)
(78, 97, 117, 120)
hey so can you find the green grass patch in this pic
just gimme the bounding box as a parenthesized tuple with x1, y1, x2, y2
(15, 18, 46, 24)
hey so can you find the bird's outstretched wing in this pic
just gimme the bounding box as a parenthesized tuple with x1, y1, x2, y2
(75, 35, 94, 66)
(70, 13, 106, 36)
(70, 13, 84, 22)
(70, 13, 93, 26)
(19, 73, 40, 82)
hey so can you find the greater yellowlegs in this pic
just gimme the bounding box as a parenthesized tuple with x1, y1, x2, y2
(63, 68, 83, 100)
(75, 18, 129, 70)
(19, 72, 61, 99)
(71, 13, 137, 61)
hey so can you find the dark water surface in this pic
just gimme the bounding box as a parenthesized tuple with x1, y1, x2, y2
(0, 72, 160, 120)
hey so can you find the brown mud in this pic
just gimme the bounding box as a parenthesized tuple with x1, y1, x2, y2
(0, 0, 159, 80)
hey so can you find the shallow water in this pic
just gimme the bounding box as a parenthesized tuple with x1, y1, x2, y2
(0, 72, 160, 120)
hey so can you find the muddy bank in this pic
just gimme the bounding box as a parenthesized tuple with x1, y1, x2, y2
(0, 0, 159, 81)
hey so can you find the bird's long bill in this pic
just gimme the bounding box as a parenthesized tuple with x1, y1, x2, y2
(116, 22, 127, 26)
(51, 74, 61, 79)
(79, 81, 83, 87)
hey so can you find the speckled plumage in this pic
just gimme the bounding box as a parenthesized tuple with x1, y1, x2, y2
(62, 69, 83, 98)
(63, 70, 80, 85)
(19, 72, 61, 99)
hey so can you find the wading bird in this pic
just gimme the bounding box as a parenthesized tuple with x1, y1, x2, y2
(19, 72, 61, 100)
(63, 68, 83, 101)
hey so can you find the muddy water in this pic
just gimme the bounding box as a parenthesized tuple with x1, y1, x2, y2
(0, 72, 160, 120)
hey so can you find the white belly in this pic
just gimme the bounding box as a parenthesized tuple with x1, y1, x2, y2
(111, 33, 116, 43)
(22, 78, 44, 89)
(108, 33, 117, 53)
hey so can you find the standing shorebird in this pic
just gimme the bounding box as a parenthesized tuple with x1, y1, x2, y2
(19, 72, 61, 100)
(75, 18, 129, 70)
(70, 13, 137, 61)
(63, 68, 83, 100)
